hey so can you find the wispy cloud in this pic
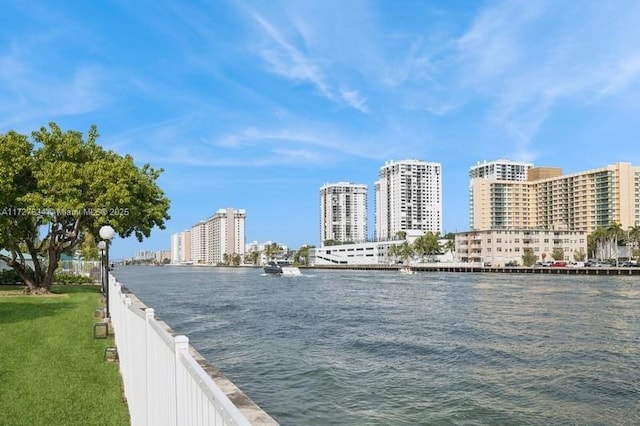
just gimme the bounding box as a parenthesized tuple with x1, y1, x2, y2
(446, 0, 640, 160)
(241, 4, 370, 113)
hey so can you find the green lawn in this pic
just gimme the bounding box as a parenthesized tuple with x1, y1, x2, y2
(0, 285, 130, 426)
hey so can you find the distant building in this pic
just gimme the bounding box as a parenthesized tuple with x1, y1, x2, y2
(155, 250, 171, 263)
(190, 220, 207, 264)
(133, 250, 156, 261)
(206, 208, 246, 264)
(375, 159, 442, 240)
(320, 182, 368, 246)
(170, 230, 191, 264)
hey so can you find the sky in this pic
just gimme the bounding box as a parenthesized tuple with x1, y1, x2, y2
(2, 0, 640, 260)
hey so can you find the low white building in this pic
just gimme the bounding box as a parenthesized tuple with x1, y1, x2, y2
(308, 233, 455, 266)
(454, 228, 587, 266)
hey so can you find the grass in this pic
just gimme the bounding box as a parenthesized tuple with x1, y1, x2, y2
(0, 285, 130, 426)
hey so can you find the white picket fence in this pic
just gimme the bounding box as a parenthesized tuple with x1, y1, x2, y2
(108, 275, 257, 426)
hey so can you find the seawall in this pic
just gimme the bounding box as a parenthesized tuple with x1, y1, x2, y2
(301, 264, 640, 275)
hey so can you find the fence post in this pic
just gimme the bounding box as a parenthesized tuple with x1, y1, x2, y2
(174, 335, 189, 426)
(145, 308, 155, 425)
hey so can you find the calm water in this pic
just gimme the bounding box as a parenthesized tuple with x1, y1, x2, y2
(112, 266, 640, 425)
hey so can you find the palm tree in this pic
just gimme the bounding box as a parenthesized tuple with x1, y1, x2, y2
(387, 244, 400, 264)
(246, 249, 260, 265)
(443, 238, 455, 255)
(264, 242, 281, 261)
(412, 234, 429, 263)
(627, 225, 640, 261)
(398, 241, 414, 264)
(588, 227, 608, 260)
(607, 222, 624, 266)
(294, 245, 314, 265)
(416, 232, 441, 262)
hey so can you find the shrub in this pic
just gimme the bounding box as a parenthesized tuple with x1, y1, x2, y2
(53, 273, 95, 285)
(0, 269, 23, 285)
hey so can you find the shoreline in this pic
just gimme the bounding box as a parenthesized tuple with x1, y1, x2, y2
(300, 264, 640, 275)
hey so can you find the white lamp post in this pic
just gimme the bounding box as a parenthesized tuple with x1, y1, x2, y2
(99, 225, 115, 318)
(97, 240, 106, 296)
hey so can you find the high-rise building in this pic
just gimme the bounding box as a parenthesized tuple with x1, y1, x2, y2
(190, 220, 207, 264)
(469, 161, 640, 233)
(320, 182, 368, 246)
(206, 208, 246, 264)
(375, 159, 442, 240)
(469, 159, 533, 181)
(170, 230, 191, 264)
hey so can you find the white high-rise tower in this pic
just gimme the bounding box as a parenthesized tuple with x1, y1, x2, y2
(375, 159, 442, 240)
(320, 182, 368, 246)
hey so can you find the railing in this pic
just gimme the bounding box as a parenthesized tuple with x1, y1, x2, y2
(108, 275, 268, 426)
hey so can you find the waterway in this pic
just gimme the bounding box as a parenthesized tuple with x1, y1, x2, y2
(112, 266, 639, 425)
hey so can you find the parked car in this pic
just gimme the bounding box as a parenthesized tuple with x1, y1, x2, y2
(621, 260, 639, 267)
(551, 261, 567, 267)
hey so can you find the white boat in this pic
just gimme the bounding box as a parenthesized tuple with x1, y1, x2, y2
(399, 267, 415, 275)
(263, 260, 301, 276)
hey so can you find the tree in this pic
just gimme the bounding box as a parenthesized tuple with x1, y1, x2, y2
(78, 231, 99, 261)
(293, 245, 314, 265)
(245, 249, 260, 265)
(387, 244, 400, 264)
(573, 249, 586, 262)
(606, 222, 624, 265)
(398, 241, 414, 264)
(0, 123, 170, 294)
(627, 225, 640, 261)
(264, 242, 281, 260)
(413, 232, 440, 262)
(588, 227, 608, 260)
(395, 230, 407, 240)
(443, 238, 455, 254)
(551, 247, 564, 261)
(521, 250, 537, 267)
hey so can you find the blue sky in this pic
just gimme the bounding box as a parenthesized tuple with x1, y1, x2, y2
(2, 1, 640, 259)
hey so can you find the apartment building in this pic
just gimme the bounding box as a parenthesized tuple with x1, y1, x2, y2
(470, 162, 640, 234)
(320, 182, 368, 246)
(469, 159, 533, 181)
(375, 159, 442, 240)
(206, 208, 246, 264)
(455, 228, 587, 266)
(190, 220, 207, 264)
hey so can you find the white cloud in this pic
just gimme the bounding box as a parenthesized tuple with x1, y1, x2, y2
(340, 90, 369, 113)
